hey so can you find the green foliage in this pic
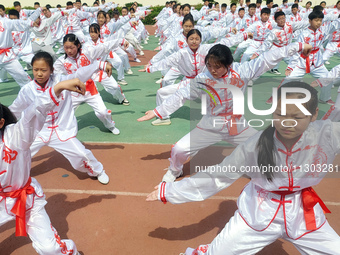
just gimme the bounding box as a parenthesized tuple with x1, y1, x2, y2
(230, 0, 239, 4)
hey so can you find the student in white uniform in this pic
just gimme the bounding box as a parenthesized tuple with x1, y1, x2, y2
(147, 82, 340, 255)
(138, 42, 312, 182)
(0, 77, 84, 255)
(9, 52, 111, 185)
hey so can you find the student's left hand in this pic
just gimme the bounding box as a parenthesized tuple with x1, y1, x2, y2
(250, 53, 258, 60)
(105, 62, 113, 77)
(247, 32, 253, 39)
(146, 185, 159, 201)
(231, 27, 237, 34)
(137, 110, 156, 121)
(302, 43, 312, 57)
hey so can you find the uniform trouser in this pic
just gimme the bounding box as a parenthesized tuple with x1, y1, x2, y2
(0, 59, 31, 87)
(114, 47, 131, 71)
(241, 41, 262, 63)
(155, 82, 180, 119)
(30, 135, 103, 177)
(107, 51, 125, 80)
(284, 64, 332, 101)
(169, 126, 258, 174)
(94, 75, 125, 103)
(125, 32, 142, 51)
(184, 210, 340, 255)
(28, 204, 77, 255)
(19, 53, 34, 65)
(162, 68, 182, 87)
(0, 197, 77, 255)
(72, 92, 116, 131)
(322, 85, 340, 121)
(32, 42, 58, 61)
(124, 44, 137, 59)
(323, 41, 340, 62)
(0, 67, 7, 81)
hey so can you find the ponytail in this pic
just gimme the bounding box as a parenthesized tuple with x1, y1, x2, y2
(256, 126, 276, 181)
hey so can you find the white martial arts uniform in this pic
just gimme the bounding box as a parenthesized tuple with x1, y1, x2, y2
(285, 19, 340, 102)
(0, 87, 77, 255)
(153, 42, 305, 175)
(158, 120, 340, 255)
(9, 62, 107, 178)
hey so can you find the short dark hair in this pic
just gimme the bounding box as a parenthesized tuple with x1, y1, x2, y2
(230, 3, 236, 7)
(0, 4, 5, 11)
(306, 1, 312, 5)
(57, 4, 62, 8)
(66, 1, 73, 6)
(238, 7, 245, 12)
(8, 9, 19, 18)
(249, 3, 256, 9)
(291, 3, 299, 9)
(221, 3, 227, 8)
(274, 11, 285, 20)
(256, 0, 262, 4)
(309, 10, 324, 20)
(261, 7, 271, 15)
(320, 1, 326, 5)
(13, 1, 21, 6)
(266, 0, 273, 5)
(34, 2, 40, 5)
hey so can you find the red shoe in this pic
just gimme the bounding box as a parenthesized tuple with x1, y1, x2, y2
(266, 96, 273, 105)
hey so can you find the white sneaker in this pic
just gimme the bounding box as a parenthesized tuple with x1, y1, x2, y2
(121, 98, 130, 106)
(162, 168, 182, 182)
(134, 58, 141, 63)
(140, 45, 144, 49)
(110, 127, 120, 135)
(118, 79, 128, 85)
(0, 78, 9, 83)
(126, 69, 133, 75)
(54, 45, 59, 48)
(144, 40, 148, 44)
(151, 118, 171, 126)
(97, 170, 109, 184)
(139, 50, 144, 56)
(247, 80, 253, 87)
(325, 61, 330, 65)
(24, 66, 28, 71)
(155, 78, 163, 84)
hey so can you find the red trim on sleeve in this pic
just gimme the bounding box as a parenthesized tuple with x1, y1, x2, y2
(49, 87, 59, 106)
(61, 11, 64, 16)
(243, 32, 247, 41)
(146, 66, 151, 73)
(160, 182, 167, 204)
(287, 67, 293, 71)
(154, 109, 162, 119)
(298, 42, 303, 52)
(121, 39, 125, 46)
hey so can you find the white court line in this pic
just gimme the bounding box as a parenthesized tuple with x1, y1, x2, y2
(44, 189, 340, 206)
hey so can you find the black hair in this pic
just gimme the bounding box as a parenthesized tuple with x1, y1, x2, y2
(173, 3, 178, 12)
(0, 4, 5, 11)
(0, 104, 17, 134)
(182, 13, 194, 26)
(31, 51, 54, 71)
(8, 9, 19, 18)
(309, 10, 324, 20)
(274, 11, 285, 20)
(261, 7, 271, 15)
(249, 3, 256, 9)
(282, 0, 288, 3)
(93, 1, 98, 5)
(82, 3, 88, 6)
(63, 34, 82, 58)
(186, 28, 202, 40)
(272, 4, 278, 8)
(337, 0, 340, 5)
(306, 1, 312, 5)
(320, 1, 326, 5)
(89, 23, 100, 36)
(208, 2, 213, 8)
(221, 3, 227, 8)
(34, 2, 40, 5)
(46, 4, 51, 9)
(291, 3, 299, 9)
(256, 0, 262, 3)
(97, 10, 106, 18)
(112, 9, 119, 16)
(76, 0, 81, 3)
(181, 3, 191, 10)
(13, 1, 21, 6)
(66, 1, 73, 6)
(313, 5, 324, 11)
(122, 6, 128, 11)
(266, 0, 273, 5)
(246, 0, 251, 2)
(238, 7, 245, 12)
(166, 1, 170, 4)
(57, 4, 62, 8)
(215, 2, 219, 5)
(129, 7, 135, 12)
(230, 3, 236, 8)
(256, 82, 318, 181)
(205, 44, 233, 68)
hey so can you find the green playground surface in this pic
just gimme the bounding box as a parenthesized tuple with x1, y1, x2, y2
(1, 35, 339, 145)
